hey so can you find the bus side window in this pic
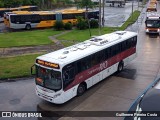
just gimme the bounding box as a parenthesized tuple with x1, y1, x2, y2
(77, 56, 91, 73)
(91, 53, 99, 66)
(130, 36, 137, 47)
(63, 63, 75, 88)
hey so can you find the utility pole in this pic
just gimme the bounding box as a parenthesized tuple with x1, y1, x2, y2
(99, 0, 102, 35)
(131, 0, 134, 20)
(102, 0, 105, 27)
(138, 0, 139, 11)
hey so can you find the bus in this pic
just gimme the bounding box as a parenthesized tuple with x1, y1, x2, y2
(4, 9, 99, 30)
(106, 0, 125, 7)
(31, 31, 137, 104)
(145, 12, 160, 34)
(0, 6, 37, 22)
(146, 1, 157, 12)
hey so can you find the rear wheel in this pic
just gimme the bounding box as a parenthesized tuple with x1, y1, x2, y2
(118, 61, 124, 72)
(77, 83, 86, 96)
(25, 24, 31, 30)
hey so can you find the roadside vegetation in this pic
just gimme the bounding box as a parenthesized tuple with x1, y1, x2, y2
(0, 29, 62, 48)
(57, 10, 140, 46)
(120, 10, 140, 30)
(0, 54, 42, 79)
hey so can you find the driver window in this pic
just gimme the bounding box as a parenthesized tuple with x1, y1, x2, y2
(63, 63, 75, 88)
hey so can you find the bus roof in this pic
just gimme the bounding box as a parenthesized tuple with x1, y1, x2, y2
(7, 9, 98, 15)
(0, 6, 37, 11)
(147, 12, 160, 18)
(10, 11, 56, 15)
(37, 31, 137, 68)
(19, 6, 37, 9)
(0, 8, 7, 10)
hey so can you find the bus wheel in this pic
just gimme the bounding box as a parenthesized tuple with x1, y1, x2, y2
(118, 61, 124, 72)
(25, 24, 31, 30)
(77, 83, 86, 96)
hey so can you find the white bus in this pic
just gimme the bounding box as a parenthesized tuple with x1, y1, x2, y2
(31, 31, 137, 104)
(145, 12, 160, 34)
(0, 6, 37, 22)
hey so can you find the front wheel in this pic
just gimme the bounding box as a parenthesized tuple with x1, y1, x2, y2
(118, 61, 124, 72)
(25, 24, 31, 30)
(77, 84, 86, 96)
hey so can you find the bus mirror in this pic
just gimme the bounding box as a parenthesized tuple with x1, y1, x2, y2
(31, 65, 35, 75)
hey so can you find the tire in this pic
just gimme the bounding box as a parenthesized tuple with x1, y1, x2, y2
(25, 24, 31, 30)
(77, 83, 86, 96)
(118, 61, 124, 72)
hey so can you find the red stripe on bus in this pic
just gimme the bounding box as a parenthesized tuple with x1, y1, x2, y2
(64, 47, 136, 91)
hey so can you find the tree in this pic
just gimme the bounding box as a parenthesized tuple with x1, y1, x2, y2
(79, 0, 94, 11)
(0, 1, 4, 7)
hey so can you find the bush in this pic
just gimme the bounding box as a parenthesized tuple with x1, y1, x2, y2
(64, 22, 73, 30)
(54, 21, 64, 30)
(89, 19, 99, 28)
(77, 21, 88, 30)
(76, 16, 88, 30)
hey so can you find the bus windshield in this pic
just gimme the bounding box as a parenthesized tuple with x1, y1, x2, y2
(146, 20, 160, 28)
(36, 66, 62, 91)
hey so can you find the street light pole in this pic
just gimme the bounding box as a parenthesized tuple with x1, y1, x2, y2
(138, 0, 139, 11)
(102, 0, 105, 27)
(99, 0, 102, 35)
(132, 0, 134, 20)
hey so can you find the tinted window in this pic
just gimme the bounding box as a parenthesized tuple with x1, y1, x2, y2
(63, 63, 75, 88)
(10, 14, 40, 23)
(41, 15, 56, 20)
(77, 56, 91, 73)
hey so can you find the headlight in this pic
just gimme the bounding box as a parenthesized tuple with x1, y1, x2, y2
(146, 29, 149, 32)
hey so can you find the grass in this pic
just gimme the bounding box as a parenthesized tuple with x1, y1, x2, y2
(120, 10, 140, 30)
(0, 29, 62, 48)
(57, 10, 140, 46)
(0, 54, 43, 79)
(57, 27, 119, 43)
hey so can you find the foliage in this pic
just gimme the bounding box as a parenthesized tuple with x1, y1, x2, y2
(0, 0, 39, 7)
(54, 21, 64, 30)
(79, 0, 95, 10)
(0, 0, 72, 8)
(89, 19, 99, 28)
(64, 22, 73, 30)
(76, 16, 88, 30)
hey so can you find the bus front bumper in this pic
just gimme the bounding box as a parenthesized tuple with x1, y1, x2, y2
(146, 28, 160, 33)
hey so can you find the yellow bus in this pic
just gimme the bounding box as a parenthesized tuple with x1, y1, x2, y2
(146, 0, 157, 12)
(4, 9, 99, 30)
(0, 6, 37, 22)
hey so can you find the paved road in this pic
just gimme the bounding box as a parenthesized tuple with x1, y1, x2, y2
(101, 1, 142, 27)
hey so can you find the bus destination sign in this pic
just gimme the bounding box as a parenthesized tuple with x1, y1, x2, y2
(36, 59, 59, 69)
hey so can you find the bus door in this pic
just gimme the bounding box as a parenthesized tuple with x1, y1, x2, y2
(56, 13, 62, 21)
